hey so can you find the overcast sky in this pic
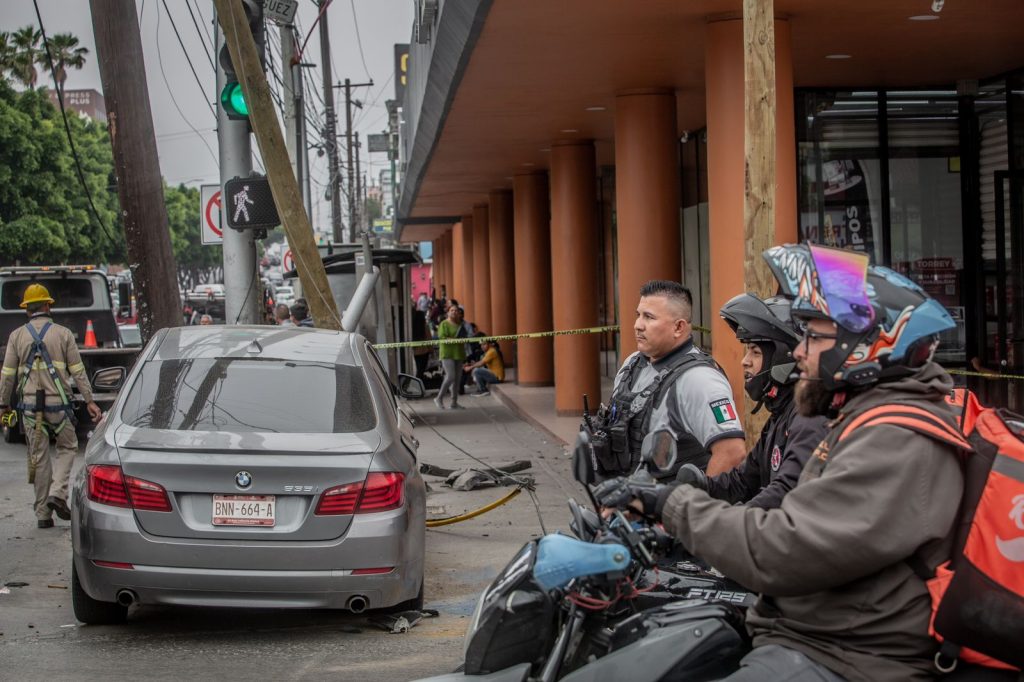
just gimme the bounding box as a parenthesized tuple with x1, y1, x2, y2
(1, 0, 414, 235)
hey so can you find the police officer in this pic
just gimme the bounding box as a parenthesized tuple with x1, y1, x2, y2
(676, 294, 829, 509)
(0, 284, 102, 528)
(598, 280, 746, 478)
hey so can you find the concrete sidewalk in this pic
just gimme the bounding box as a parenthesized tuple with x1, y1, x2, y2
(485, 369, 615, 447)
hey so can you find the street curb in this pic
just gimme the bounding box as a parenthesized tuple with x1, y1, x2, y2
(490, 384, 571, 448)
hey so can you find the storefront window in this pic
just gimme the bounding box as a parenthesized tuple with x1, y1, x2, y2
(797, 88, 966, 364)
(797, 91, 884, 264)
(886, 92, 963, 362)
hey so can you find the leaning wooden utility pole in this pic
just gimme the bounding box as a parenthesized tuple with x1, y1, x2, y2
(214, 0, 341, 330)
(744, 0, 776, 297)
(743, 0, 777, 442)
(89, 0, 182, 339)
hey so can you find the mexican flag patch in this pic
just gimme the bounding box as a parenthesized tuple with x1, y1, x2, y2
(709, 398, 738, 424)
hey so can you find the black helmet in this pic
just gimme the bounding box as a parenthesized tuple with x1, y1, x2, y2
(720, 293, 800, 408)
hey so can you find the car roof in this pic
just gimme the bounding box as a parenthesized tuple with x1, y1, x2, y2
(153, 326, 362, 364)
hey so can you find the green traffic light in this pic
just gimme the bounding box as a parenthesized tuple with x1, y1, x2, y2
(220, 81, 249, 118)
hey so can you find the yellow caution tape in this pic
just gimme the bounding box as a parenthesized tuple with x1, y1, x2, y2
(425, 487, 523, 528)
(373, 323, 712, 350)
(947, 368, 1024, 382)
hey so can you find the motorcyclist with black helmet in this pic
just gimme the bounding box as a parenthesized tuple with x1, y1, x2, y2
(676, 294, 828, 509)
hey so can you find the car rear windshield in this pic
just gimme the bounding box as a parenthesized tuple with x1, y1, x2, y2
(1, 278, 95, 310)
(120, 358, 376, 433)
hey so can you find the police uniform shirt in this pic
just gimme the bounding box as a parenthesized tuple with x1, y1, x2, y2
(613, 340, 744, 450)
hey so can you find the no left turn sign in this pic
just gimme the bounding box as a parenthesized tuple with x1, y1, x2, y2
(201, 184, 223, 245)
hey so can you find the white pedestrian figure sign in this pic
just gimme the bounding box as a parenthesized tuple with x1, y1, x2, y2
(233, 184, 254, 224)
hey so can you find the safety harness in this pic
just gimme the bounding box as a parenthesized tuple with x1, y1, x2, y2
(16, 321, 77, 435)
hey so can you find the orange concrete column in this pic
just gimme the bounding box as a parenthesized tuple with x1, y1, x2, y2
(550, 141, 601, 415)
(458, 214, 475, 315)
(471, 204, 492, 332)
(705, 18, 797, 402)
(442, 231, 454, 298)
(513, 172, 553, 385)
(488, 190, 516, 341)
(614, 89, 682, 360)
(454, 222, 466, 303)
(434, 233, 444, 297)
(432, 238, 442, 296)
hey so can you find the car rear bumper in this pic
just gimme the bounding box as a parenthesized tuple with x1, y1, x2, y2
(72, 553, 415, 609)
(71, 495, 425, 610)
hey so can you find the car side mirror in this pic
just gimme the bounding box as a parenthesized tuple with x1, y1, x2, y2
(640, 429, 678, 476)
(395, 373, 425, 399)
(92, 366, 126, 393)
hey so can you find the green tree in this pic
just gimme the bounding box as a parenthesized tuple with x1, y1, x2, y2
(164, 183, 222, 290)
(0, 81, 122, 265)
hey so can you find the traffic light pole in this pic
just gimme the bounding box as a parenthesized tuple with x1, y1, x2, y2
(214, 0, 341, 330)
(215, 15, 260, 326)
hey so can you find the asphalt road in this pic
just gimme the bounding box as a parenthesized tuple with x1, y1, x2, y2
(0, 396, 579, 681)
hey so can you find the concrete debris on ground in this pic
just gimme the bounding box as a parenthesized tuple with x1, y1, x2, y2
(420, 460, 534, 491)
(368, 609, 440, 634)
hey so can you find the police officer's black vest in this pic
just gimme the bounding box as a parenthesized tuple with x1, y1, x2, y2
(609, 342, 723, 475)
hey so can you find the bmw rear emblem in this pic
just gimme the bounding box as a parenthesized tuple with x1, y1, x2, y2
(235, 471, 252, 488)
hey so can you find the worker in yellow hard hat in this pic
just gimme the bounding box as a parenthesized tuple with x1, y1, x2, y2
(0, 283, 102, 529)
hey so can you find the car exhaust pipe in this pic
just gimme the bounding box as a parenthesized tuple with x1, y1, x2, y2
(116, 589, 138, 607)
(346, 595, 368, 613)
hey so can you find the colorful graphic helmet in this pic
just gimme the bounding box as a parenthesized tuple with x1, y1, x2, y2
(20, 283, 55, 308)
(720, 293, 800, 406)
(762, 243, 956, 390)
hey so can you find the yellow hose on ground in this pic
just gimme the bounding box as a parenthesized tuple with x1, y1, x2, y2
(425, 487, 523, 528)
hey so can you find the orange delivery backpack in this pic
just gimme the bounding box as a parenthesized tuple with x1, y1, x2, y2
(836, 388, 1023, 672)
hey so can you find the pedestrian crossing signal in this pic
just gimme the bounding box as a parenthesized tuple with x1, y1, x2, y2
(224, 175, 280, 231)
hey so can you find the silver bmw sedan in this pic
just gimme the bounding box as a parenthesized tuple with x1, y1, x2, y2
(70, 325, 426, 624)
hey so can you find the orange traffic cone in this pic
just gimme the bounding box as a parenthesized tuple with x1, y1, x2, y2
(83, 319, 98, 348)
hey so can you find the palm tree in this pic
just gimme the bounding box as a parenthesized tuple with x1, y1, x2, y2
(44, 32, 89, 95)
(9, 26, 42, 88)
(0, 32, 16, 81)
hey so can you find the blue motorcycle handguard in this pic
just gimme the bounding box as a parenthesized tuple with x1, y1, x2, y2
(533, 533, 631, 591)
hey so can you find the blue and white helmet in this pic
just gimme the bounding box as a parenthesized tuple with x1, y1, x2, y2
(763, 243, 956, 389)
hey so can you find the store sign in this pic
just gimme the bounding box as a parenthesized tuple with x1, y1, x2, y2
(394, 44, 409, 102)
(802, 160, 876, 255)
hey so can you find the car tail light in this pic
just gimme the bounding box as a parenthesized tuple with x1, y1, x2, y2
(315, 472, 405, 515)
(352, 566, 394, 575)
(315, 481, 362, 515)
(357, 472, 404, 512)
(87, 465, 171, 512)
(88, 465, 130, 508)
(126, 476, 172, 512)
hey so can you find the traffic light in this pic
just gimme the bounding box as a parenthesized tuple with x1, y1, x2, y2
(224, 175, 280, 231)
(219, 0, 265, 120)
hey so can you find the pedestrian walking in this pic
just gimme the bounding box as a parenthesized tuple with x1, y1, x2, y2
(0, 284, 102, 528)
(435, 305, 467, 409)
